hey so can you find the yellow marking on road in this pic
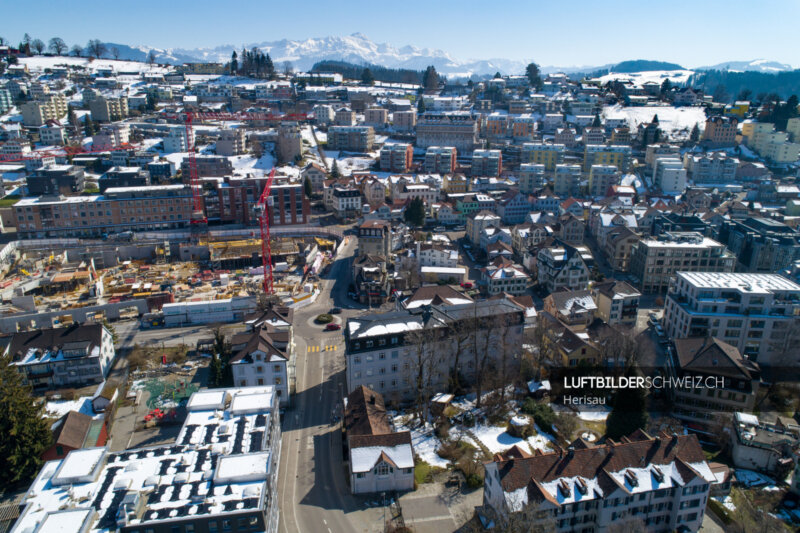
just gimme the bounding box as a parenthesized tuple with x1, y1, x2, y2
(323, 345, 337, 351)
(307, 345, 321, 353)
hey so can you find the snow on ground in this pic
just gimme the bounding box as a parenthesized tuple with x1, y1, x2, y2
(164, 152, 189, 166)
(714, 495, 737, 512)
(19, 56, 169, 75)
(594, 70, 695, 86)
(324, 151, 374, 176)
(45, 396, 95, 419)
(552, 402, 611, 421)
(393, 416, 449, 468)
(602, 104, 706, 134)
(471, 423, 554, 454)
(735, 469, 777, 488)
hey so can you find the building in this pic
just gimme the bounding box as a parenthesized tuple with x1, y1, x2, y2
(328, 126, 374, 152)
(26, 164, 86, 196)
(730, 412, 799, 477)
(14, 185, 194, 239)
(716, 217, 800, 273)
(467, 210, 501, 245)
(592, 280, 640, 326)
(332, 187, 362, 219)
(416, 112, 479, 152)
(484, 259, 530, 295)
(358, 220, 392, 258)
(521, 143, 565, 171)
(0, 87, 12, 114)
(43, 410, 108, 461)
(588, 165, 621, 197)
(217, 128, 247, 156)
(663, 272, 800, 365)
(471, 149, 502, 177)
(424, 146, 457, 174)
(334, 108, 356, 126)
(20, 95, 68, 127)
(645, 144, 681, 170)
(583, 126, 605, 145)
(537, 242, 595, 293)
(89, 96, 129, 122)
(667, 337, 761, 430)
(98, 167, 150, 192)
(7, 324, 115, 390)
(683, 152, 738, 184)
(230, 319, 291, 406)
(543, 289, 597, 330)
(497, 190, 532, 225)
(629, 232, 735, 293)
(12, 386, 282, 533)
(343, 386, 414, 494)
(518, 163, 546, 194)
(379, 143, 413, 172)
(482, 432, 716, 533)
(300, 162, 327, 193)
(392, 110, 416, 132)
(653, 157, 687, 193)
(39, 124, 67, 146)
(214, 177, 309, 226)
(583, 145, 631, 172)
(364, 107, 389, 127)
(553, 164, 582, 198)
(702, 116, 738, 147)
(163, 125, 192, 153)
(344, 298, 524, 402)
(180, 155, 233, 178)
(602, 226, 641, 272)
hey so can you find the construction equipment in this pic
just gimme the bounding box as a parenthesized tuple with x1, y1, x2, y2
(255, 168, 277, 295)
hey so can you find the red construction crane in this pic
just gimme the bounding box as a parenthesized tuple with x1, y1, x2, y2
(255, 167, 277, 295)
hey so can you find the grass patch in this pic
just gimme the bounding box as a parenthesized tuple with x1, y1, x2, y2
(707, 498, 733, 525)
(0, 197, 20, 207)
(414, 460, 432, 485)
(128, 344, 188, 371)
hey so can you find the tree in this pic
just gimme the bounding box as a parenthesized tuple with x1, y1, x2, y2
(690, 122, 700, 143)
(737, 88, 753, 101)
(0, 36, 5, 46)
(404, 326, 441, 420)
(606, 368, 648, 440)
(403, 197, 425, 227)
(713, 83, 729, 103)
(86, 39, 106, 59)
(282, 61, 293, 77)
(48, 37, 67, 55)
(147, 50, 157, 66)
(0, 351, 52, 486)
(22, 33, 31, 47)
(303, 176, 313, 198)
(660, 78, 672, 96)
(264, 53, 275, 79)
(230, 51, 238, 75)
(493, 71, 502, 79)
(210, 329, 232, 388)
(111, 47, 120, 60)
(330, 159, 340, 179)
(361, 68, 375, 86)
(525, 62, 543, 91)
(70, 44, 83, 57)
(417, 96, 426, 113)
(591, 113, 602, 128)
(31, 39, 45, 55)
(422, 65, 439, 91)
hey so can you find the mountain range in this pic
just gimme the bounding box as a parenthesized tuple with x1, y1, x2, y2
(98, 33, 795, 78)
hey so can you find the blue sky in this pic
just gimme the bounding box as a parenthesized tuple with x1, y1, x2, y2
(4, 0, 799, 68)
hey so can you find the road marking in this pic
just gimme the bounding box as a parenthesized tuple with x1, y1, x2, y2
(323, 520, 327, 525)
(307, 345, 321, 353)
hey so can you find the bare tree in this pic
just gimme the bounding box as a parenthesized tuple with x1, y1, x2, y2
(86, 39, 106, 59)
(70, 44, 83, 57)
(404, 322, 442, 421)
(449, 315, 477, 394)
(471, 304, 502, 410)
(147, 50, 157, 66)
(282, 61, 294, 77)
(606, 518, 647, 533)
(111, 46, 120, 60)
(48, 37, 67, 55)
(31, 39, 45, 55)
(495, 312, 522, 403)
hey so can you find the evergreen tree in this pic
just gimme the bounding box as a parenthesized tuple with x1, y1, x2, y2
(592, 114, 602, 128)
(330, 160, 340, 179)
(493, 71, 502, 79)
(264, 54, 275, 80)
(0, 351, 52, 485)
(606, 369, 648, 440)
(403, 197, 426, 227)
(651, 114, 659, 124)
(660, 78, 672, 96)
(230, 51, 238, 75)
(360, 68, 375, 86)
(84, 118, 95, 136)
(525, 62, 543, 91)
(417, 96, 426, 114)
(208, 354, 224, 387)
(303, 176, 313, 198)
(422, 65, 439, 91)
(690, 123, 700, 143)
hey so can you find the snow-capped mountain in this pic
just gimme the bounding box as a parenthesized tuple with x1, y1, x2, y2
(697, 59, 795, 73)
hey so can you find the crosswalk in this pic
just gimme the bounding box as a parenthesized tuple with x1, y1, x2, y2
(307, 345, 338, 353)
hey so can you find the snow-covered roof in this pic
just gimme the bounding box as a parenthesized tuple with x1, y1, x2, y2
(350, 444, 414, 473)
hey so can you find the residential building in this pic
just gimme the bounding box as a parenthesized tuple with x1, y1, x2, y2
(441, 173, 467, 194)
(683, 152, 738, 184)
(93, 123, 131, 149)
(7, 324, 115, 390)
(39, 124, 66, 146)
(276, 123, 304, 164)
(471, 149, 502, 177)
(344, 386, 414, 494)
(730, 412, 799, 477)
(331, 186, 362, 219)
(787, 117, 800, 142)
(702, 116, 738, 147)
(20, 95, 68, 126)
(313, 104, 335, 124)
(653, 157, 687, 194)
(0, 87, 12, 114)
(180, 155, 233, 178)
(543, 289, 597, 330)
(554, 127, 578, 148)
(716, 217, 800, 273)
(583, 126, 605, 145)
(230, 322, 291, 406)
(329, 126, 374, 152)
(334, 108, 356, 126)
(741, 120, 774, 148)
(667, 337, 761, 429)
(537, 241, 594, 293)
(416, 241, 459, 269)
(424, 146, 457, 174)
(518, 163, 546, 194)
(467, 210, 501, 245)
(26, 164, 85, 196)
(663, 272, 800, 364)
(213, 177, 309, 226)
(300, 162, 327, 192)
(629, 232, 735, 293)
(98, 167, 150, 192)
(602, 226, 641, 272)
(358, 220, 392, 258)
(554, 214, 585, 246)
(645, 143, 681, 170)
(364, 107, 389, 127)
(592, 280, 641, 326)
(14, 185, 194, 239)
(379, 143, 413, 173)
(511, 115, 537, 139)
(163, 125, 192, 153)
(764, 140, 800, 163)
(521, 143, 565, 171)
(88, 96, 128, 122)
(553, 164, 582, 198)
(392, 110, 416, 132)
(583, 145, 631, 172)
(484, 259, 530, 295)
(344, 298, 524, 402)
(483, 432, 716, 533)
(588, 165, 621, 197)
(217, 128, 247, 156)
(12, 386, 282, 533)
(416, 112, 479, 152)
(496, 190, 531, 224)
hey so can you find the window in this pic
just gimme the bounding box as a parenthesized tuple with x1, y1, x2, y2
(171, 527, 180, 533)
(222, 520, 232, 531)
(356, 472, 365, 478)
(185, 525, 194, 533)
(56, 445, 64, 456)
(248, 517, 258, 528)
(273, 365, 281, 372)
(354, 356, 361, 364)
(376, 462, 392, 476)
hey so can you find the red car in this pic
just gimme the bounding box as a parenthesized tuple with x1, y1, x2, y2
(460, 282, 473, 289)
(325, 323, 341, 331)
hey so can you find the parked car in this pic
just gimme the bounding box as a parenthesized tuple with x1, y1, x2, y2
(434, 226, 446, 232)
(330, 307, 342, 314)
(325, 323, 341, 331)
(654, 324, 666, 337)
(460, 282, 473, 289)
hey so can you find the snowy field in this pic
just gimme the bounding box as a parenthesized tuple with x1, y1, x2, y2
(470, 422, 555, 454)
(45, 396, 95, 419)
(603, 104, 706, 134)
(552, 402, 611, 421)
(593, 70, 694, 86)
(19, 56, 169, 75)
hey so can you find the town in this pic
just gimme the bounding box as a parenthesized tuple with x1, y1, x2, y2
(1, 22, 800, 533)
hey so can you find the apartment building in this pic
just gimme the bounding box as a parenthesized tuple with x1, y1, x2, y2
(483, 432, 716, 533)
(163, 125, 192, 153)
(716, 217, 800, 273)
(553, 164, 582, 198)
(332, 187, 362, 218)
(379, 143, 413, 172)
(7, 324, 115, 390)
(741, 120, 774, 148)
(467, 210, 501, 245)
(603, 226, 641, 272)
(653, 157, 687, 194)
(230, 322, 291, 406)
(334, 108, 356, 126)
(392, 110, 416, 132)
(89, 96, 129, 122)
(39, 124, 66, 146)
(424, 146, 457, 174)
(497, 190, 532, 224)
(667, 337, 761, 429)
(583, 126, 605, 145)
(26, 164, 86, 196)
(358, 220, 392, 258)
(180, 155, 233, 178)
(98, 167, 150, 192)
(543, 289, 597, 329)
(537, 241, 595, 293)
(484, 259, 530, 295)
(0, 87, 12, 113)
(764, 140, 800, 163)
(93, 123, 131, 149)
(344, 298, 524, 402)
(730, 412, 800, 477)
(511, 115, 537, 139)
(702, 116, 738, 147)
(20, 94, 68, 126)
(213, 177, 309, 226)
(328, 126, 375, 152)
(592, 280, 641, 326)
(554, 127, 578, 148)
(629, 232, 735, 293)
(364, 107, 389, 127)
(518, 163, 546, 194)
(14, 185, 194, 238)
(588, 164, 621, 197)
(416, 112, 479, 153)
(276, 123, 304, 164)
(471, 149, 502, 177)
(313, 104, 335, 124)
(521, 143, 565, 171)
(663, 272, 800, 365)
(645, 144, 681, 170)
(485, 113, 509, 138)
(217, 128, 247, 156)
(583, 145, 631, 172)
(683, 152, 738, 184)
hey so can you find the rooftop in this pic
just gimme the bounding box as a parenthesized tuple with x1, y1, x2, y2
(677, 272, 800, 292)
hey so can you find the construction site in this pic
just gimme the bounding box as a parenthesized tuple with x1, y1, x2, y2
(0, 231, 341, 333)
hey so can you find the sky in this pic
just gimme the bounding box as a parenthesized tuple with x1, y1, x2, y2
(4, 0, 800, 68)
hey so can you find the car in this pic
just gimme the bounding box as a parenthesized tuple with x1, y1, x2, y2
(454, 225, 466, 231)
(460, 282, 473, 289)
(330, 307, 342, 314)
(434, 226, 446, 232)
(648, 312, 658, 321)
(654, 324, 666, 337)
(325, 323, 341, 331)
